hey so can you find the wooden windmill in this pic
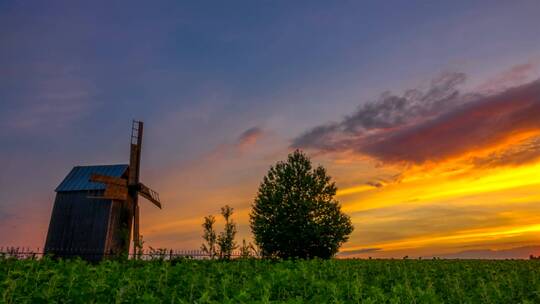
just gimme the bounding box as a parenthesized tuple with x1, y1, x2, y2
(44, 121, 162, 261)
(88, 120, 162, 253)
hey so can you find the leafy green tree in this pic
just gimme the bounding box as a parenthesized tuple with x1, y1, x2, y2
(250, 150, 353, 259)
(201, 215, 217, 259)
(217, 205, 237, 259)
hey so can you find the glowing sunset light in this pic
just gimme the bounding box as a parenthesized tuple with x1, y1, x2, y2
(343, 223, 540, 253)
(340, 160, 540, 212)
(2, 1, 540, 259)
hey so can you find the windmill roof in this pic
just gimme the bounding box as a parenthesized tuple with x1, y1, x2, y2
(55, 164, 129, 192)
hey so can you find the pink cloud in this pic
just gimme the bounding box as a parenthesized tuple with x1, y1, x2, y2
(237, 127, 264, 149)
(478, 62, 539, 94)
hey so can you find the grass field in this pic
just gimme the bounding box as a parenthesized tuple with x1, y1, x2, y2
(1, 258, 540, 303)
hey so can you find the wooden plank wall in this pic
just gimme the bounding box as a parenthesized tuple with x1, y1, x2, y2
(44, 190, 111, 262)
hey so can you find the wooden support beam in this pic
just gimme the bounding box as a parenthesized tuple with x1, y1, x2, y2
(88, 174, 128, 201)
(89, 174, 128, 187)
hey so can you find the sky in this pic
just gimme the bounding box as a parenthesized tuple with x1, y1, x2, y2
(1, 0, 540, 258)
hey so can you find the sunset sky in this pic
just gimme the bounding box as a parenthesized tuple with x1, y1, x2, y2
(2, 0, 540, 258)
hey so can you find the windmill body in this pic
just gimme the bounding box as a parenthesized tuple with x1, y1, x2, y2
(44, 121, 161, 261)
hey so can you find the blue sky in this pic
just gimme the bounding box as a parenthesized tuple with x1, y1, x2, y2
(1, 1, 540, 257)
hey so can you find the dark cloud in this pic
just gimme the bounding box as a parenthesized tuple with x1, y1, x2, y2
(237, 127, 264, 148)
(342, 72, 467, 133)
(292, 72, 468, 151)
(293, 74, 540, 166)
(361, 79, 540, 164)
(292, 123, 341, 151)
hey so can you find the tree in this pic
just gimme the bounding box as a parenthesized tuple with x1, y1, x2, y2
(250, 150, 353, 259)
(217, 205, 237, 259)
(201, 205, 238, 260)
(201, 215, 217, 259)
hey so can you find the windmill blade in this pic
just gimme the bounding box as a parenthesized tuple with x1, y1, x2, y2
(138, 182, 162, 209)
(128, 121, 143, 186)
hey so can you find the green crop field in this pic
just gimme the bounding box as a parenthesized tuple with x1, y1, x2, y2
(1, 258, 540, 303)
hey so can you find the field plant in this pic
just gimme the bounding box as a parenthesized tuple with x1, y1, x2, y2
(2, 257, 540, 303)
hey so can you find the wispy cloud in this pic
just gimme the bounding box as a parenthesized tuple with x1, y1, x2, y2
(477, 62, 540, 94)
(1, 62, 98, 133)
(471, 137, 540, 168)
(292, 72, 469, 152)
(359, 79, 540, 165)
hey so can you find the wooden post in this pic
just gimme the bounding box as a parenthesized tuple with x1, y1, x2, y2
(133, 204, 140, 259)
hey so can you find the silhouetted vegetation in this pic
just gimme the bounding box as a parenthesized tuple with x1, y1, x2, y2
(217, 205, 237, 259)
(250, 150, 353, 259)
(201, 205, 238, 260)
(201, 215, 218, 258)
